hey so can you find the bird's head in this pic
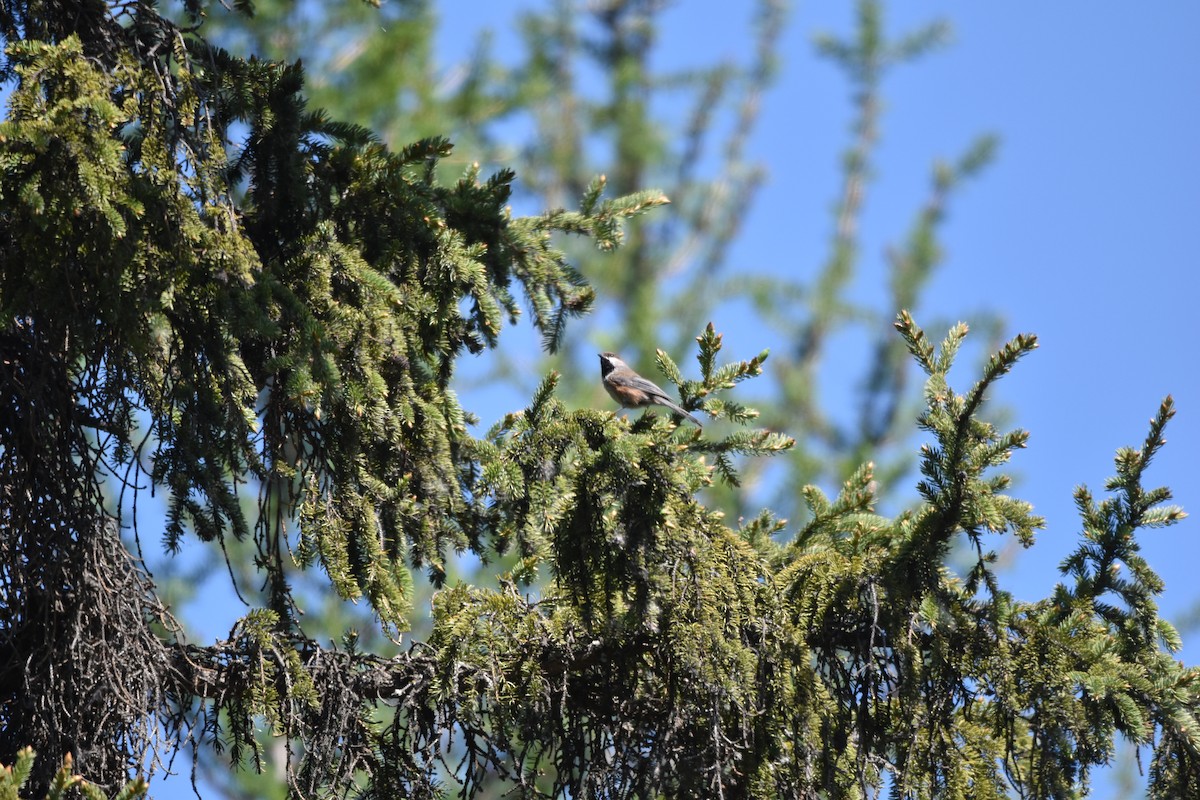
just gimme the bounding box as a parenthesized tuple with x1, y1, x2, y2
(598, 352, 627, 377)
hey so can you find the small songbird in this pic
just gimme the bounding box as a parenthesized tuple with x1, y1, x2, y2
(598, 352, 702, 426)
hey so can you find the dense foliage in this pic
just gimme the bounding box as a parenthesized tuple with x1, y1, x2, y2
(1, 0, 1197, 798)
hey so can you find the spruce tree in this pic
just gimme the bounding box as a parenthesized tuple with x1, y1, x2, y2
(1, 2, 1198, 800)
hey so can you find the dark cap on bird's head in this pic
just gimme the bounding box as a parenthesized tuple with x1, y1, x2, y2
(598, 352, 626, 377)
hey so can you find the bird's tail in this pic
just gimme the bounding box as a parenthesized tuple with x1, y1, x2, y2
(663, 400, 702, 427)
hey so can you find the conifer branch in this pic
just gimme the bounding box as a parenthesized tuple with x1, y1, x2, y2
(3, 1, 1197, 797)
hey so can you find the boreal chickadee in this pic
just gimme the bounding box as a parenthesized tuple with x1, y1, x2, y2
(598, 352, 702, 426)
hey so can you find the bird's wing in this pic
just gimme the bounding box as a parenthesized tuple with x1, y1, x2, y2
(622, 375, 702, 425)
(622, 373, 672, 400)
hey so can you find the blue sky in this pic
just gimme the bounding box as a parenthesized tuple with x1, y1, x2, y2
(435, 2, 1200, 636)
(439, 3, 1200, 796)
(744, 3, 1200, 632)
(772, 8, 1198, 584)
(145, 2, 1200, 796)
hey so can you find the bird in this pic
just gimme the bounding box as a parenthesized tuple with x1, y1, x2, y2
(597, 352, 702, 426)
